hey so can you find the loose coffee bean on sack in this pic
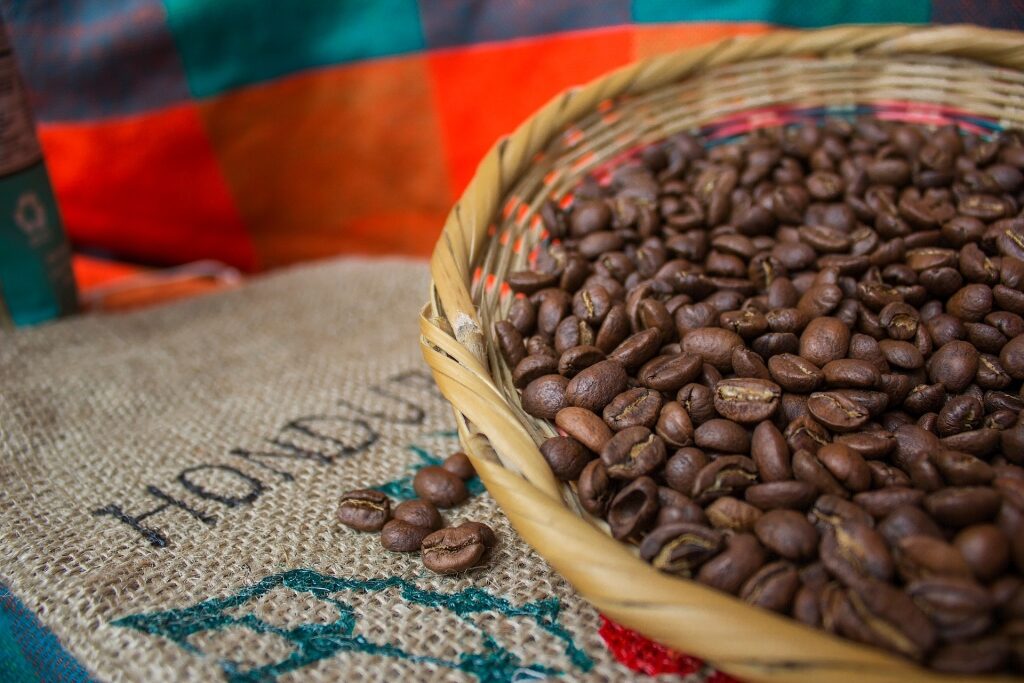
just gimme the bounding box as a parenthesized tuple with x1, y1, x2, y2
(339, 452, 497, 573)
(499, 118, 1024, 674)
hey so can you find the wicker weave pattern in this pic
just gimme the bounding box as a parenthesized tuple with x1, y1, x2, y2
(421, 26, 1024, 682)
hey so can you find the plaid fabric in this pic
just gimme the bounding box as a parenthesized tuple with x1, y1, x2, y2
(6, 0, 1010, 271)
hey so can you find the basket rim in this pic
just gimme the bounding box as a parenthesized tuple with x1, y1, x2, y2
(420, 24, 1024, 683)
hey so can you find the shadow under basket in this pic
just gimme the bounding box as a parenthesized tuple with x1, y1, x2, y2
(420, 25, 1024, 683)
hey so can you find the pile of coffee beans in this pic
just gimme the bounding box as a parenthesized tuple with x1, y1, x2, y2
(495, 118, 1024, 673)
(338, 452, 497, 573)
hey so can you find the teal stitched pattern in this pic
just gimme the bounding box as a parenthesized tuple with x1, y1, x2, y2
(112, 568, 592, 682)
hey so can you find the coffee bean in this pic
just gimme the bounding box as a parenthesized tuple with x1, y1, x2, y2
(555, 407, 613, 453)
(768, 353, 823, 393)
(931, 448, 994, 486)
(600, 426, 667, 480)
(740, 560, 800, 613)
(680, 327, 743, 372)
(924, 486, 1002, 527)
(807, 391, 871, 432)
(697, 533, 767, 594)
(608, 328, 662, 370)
(822, 359, 881, 389)
(607, 476, 660, 540)
(421, 525, 489, 574)
(413, 467, 469, 508)
(706, 496, 763, 532)
(878, 505, 943, 545)
(443, 452, 476, 480)
(955, 524, 1010, 582)
(603, 387, 663, 432)
(540, 436, 593, 481)
(928, 340, 979, 392)
(494, 320, 526, 368)
(565, 359, 628, 412)
(577, 459, 613, 516)
(521, 374, 570, 419)
(755, 509, 819, 561)
(842, 578, 937, 661)
(852, 487, 925, 518)
(512, 354, 559, 389)
(639, 522, 724, 576)
(694, 419, 751, 453)
(930, 636, 1011, 674)
(821, 520, 894, 584)
(799, 317, 851, 367)
(1001, 334, 1024, 379)
(381, 519, 434, 552)
(751, 420, 792, 482)
(392, 499, 443, 531)
(906, 576, 994, 640)
(655, 401, 694, 448)
(677, 383, 716, 425)
(637, 353, 702, 392)
(745, 480, 818, 510)
(691, 455, 758, 504)
(895, 534, 973, 582)
(338, 489, 391, 532)
(712, 378, 781, 423)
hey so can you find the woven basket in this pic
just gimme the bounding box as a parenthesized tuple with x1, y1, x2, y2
(420, 25, 1024, 683)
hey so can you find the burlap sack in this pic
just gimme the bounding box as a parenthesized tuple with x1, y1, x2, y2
(0, 259, 708, 682)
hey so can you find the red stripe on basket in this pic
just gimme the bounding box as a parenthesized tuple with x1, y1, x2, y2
(502, 198, 518, 220)
(516, 204, 529, 223)
(499, 282, 512, 298)
(527, 249, 538, 267)
(601, 111, 620, 125)
(472, 266, 482, 286)
(571, 152, 597, 173)
(543, 168, 562, 186)
(512, 236, 524, 254)
(499, 230, 510, 246)
(564, 127, 584, 147)
(485, 273, 497, 291)
(558, 194, 573, 210)
(529, 215, 542, 231)
(597, 98, 614, 113)
(487, 223, 498, 237)
(599, 615, 739, 680)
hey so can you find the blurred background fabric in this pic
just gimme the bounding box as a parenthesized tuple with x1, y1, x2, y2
(0, 0, 1021, 284)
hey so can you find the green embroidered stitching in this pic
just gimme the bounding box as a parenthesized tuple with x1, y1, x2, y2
(374, 444, 485, 501)
(112, 569, 592, 682)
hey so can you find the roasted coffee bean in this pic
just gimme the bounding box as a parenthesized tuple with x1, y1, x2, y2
(555, 407, 612, 453)
(928, 340, 979, 392)
(495, 320, 526, 368)
(381, 519, 434, 552)
(577, 459, 613, 516)
(820, 520, 894, 584)
(558, 345, 605, 377)
(565, 359, 628, 412)
(815, 442, 872, 491)
(694, 419, 751, 453)
(691, 455, 758, 504)
(512, 354, 559, 389)
(924, 487, 1002, 527)
(930, 636, 1011, 675)
(697, 533, 767, 595)
(421, 524, 491, 574)
(664, 447, 708, 494)
(640, 522, 724, 577)
(906, 576, 994, 640)
(800, 317, 851, 367)
(930, 448, 994, 485)
(521, 374, 570, 419)
(895, 535, 972, 581)
(654, 401, 694, 448)
(680, 327, 744, 372)
(392, 499, 443, 531)
(706, 496, 763, 532)
(936, 394, 984, 436)
(677, 383, 716, 425)
(793, 448, 847, 497)
(835, 430, 895, 459)
(755, 509, 819, 561)
(712, 378, 781, 424)
(1002, 334, 1024, 379)
(841, 579, 937, 662)
(540, 436, 593, 481)
(955, 524, 1010, 582)
(601, 427, 667, 480)
(868, 460, 912, 488)
(751, 420, 792, 481)
(607, 476, 660, 540)
(338, 489, 391, 532)
(740, 561, 800, 613)
(602, 387, 663, 432)
(731, 346, 771, 379)
(879, 505, 943, 545)
(745, 481, 818, 510)
(443, 452, 476, 480)
(413, 467, 469, 508)
(637, 353, 702, 392)
(768, 353, 823, 393)
(852, 487, 924, 518)
(807, 391, 871, 432)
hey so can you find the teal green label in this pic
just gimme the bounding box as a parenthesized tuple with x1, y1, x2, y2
(0, 162, 76, 326)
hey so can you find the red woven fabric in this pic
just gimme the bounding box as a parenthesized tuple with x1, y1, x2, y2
(598, 614, 740, 680)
